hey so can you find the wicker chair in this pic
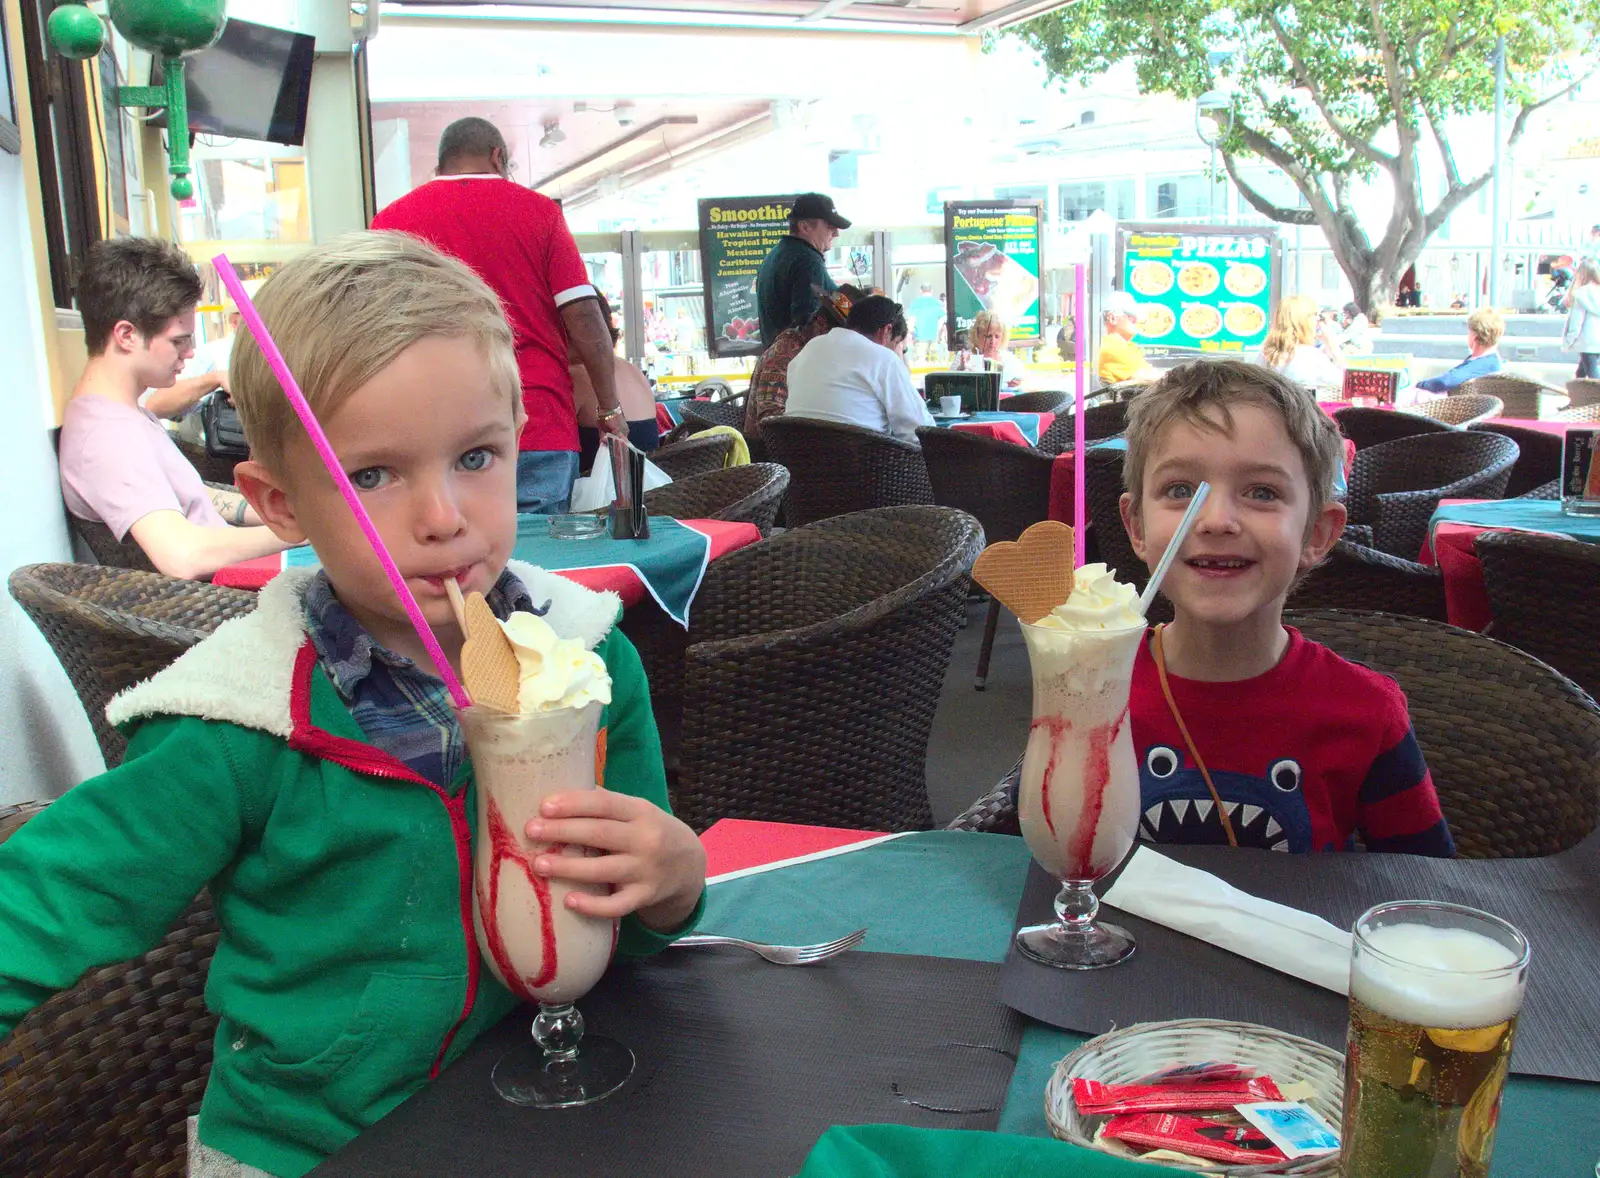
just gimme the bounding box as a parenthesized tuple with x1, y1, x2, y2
(946, 755, 1022, 835)
(1566, 377, 1600, 409)
(691, 377, 741, 402)
(917, 427, 1053, 688)
(1332, 406, 1454, 451)
(1454, 375, 1558, 420)
(7, 564, 257, 768)
(651, 432, 737, 480)
(1521, 478, 1561, 500)
(671, 506, 984, 832)
(1556, 402, 1600, 422)
(1477, 531, 1600, 702)
(65, 513, 160, 573)
(0, 804, 221, 1178)
(1286, 540, 1448, 622)
(1037, 401, 1130, 456)
(174, 436, 243, 487)
(1468, 422, 1566, 499)
(1287, 609, 1600, 857)
(998, 390, 1071, 414)
(1411, 392, 1503, 427)
(1081, 446, 1173, 624)
(681, 398, 748, 431)
(759, 417, 934, 527)
(642, 462, 790, 535)
(1345, 431, 1519, 558)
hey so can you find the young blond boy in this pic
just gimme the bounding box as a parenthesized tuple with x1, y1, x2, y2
(1118, 359, 1454, 856)
(0, 232, 706, 1177)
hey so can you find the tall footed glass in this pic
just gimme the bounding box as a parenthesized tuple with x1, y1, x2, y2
(463, 700, 632, 1107)
(1013, 619, 1146, 970)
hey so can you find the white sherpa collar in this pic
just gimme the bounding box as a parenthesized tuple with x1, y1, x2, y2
(107, 562, 622, 739)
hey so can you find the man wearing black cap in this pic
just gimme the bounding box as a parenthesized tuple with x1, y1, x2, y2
(756, 192, 850, 347)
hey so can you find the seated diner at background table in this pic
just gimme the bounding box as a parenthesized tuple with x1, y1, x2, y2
(1097, 290, 1159, 385)
(572, 290, 659, 472)
(1254, 294, 1344, 395)
(743, 284, 860, 437)
(784, 294, 934, 444)
(0, 230, 708, 1178)
(950, 309, 1026, 392)
(57, 237, 294, 580)
(1415, 306, 1505, 394)
(1113, 358, 1453, 855)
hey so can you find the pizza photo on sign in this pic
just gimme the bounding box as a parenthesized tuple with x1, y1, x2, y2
(1224, 262, 1268, 297)
(1224, 304, 1266, 336)
(1129, 261, 1175, 297)
(1177, 262, 1220, 297)
(1138, 304, 1176, 338)
(1181, 304, 1223, 339)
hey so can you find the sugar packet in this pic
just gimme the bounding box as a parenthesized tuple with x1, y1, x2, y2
(1236, 1101, 1341, 1158)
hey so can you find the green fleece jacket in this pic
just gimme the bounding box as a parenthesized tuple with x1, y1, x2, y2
(0, 563, 699, 1177)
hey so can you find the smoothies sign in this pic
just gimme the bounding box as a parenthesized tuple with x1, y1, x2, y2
(697, 195, 798, 358)
(945, 200, 1043, 346)
(1116, 224, 1278, 355)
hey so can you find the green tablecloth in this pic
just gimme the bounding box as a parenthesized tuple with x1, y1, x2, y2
(702, 832, 1596, 1178)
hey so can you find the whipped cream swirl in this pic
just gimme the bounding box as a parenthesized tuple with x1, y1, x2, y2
(1035, 562, 1144, 631)
(499, 612, 613, 713)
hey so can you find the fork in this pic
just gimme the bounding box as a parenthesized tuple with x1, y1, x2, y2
(669, 928, 866, 965)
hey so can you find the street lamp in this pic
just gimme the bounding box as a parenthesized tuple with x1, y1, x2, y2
(1195, 91, 1234, 223)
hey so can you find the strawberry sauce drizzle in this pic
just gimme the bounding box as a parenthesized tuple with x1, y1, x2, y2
(476, 793, 560, 1001)
(1030, 715, 1070, 839)
(1033, 704, 1130, 879)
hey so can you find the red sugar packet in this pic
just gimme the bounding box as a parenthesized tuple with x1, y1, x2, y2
(1102, 1112, 1289, 1165)
(1074, 1074, 1284, 1115)
(1134, 1061, 1256, 1086)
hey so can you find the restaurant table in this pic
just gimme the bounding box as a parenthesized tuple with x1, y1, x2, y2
(312, 825, 1597, 1176)
(937, 410, 1055, 448)
(211, 517, 759, 623)
(1422, 497, 1600, 630)
(656, 395, 707, 435)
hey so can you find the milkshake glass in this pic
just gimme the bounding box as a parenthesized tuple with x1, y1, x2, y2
(1013, 616, 1146, 969)
(463, 699, 632, 1107)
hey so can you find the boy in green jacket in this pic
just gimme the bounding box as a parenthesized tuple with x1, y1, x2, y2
(0, 232, 707, 1177)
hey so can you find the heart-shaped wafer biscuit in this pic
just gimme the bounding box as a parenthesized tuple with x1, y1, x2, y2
(459, 591, 521, 713)
(971, 520, 1076, 625)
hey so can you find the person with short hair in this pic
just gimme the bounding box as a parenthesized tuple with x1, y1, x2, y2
(1416, 306, 1506, 392)
(1561, 259, 1600, 380)
(905, 282, 945, 364)
(1097, 290, 1159, 385)
(953, 309, 1027, 391)
(371, 116, 625, 515)
(1117, 358, 1453, 855)
(1256, 294, 1343, 393)
(58, 237, 293, 579)
(783, 294, 934, 443)
(755, 192, 849, 347)
(1, 231, 706, 1178)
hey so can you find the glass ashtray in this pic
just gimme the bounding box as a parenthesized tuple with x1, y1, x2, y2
(548, 514, 608, 540)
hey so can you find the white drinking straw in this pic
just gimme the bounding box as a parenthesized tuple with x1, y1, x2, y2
(1138, 481, 1211, 617)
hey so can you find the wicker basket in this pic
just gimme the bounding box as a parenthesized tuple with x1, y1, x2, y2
(1045, 1018, 1346, 1175)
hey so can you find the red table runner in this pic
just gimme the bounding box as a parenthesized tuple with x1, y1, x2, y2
(701, 818, 893, 883)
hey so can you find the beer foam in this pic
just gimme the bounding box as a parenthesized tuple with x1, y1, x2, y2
(1351, 923, 1525, 1029)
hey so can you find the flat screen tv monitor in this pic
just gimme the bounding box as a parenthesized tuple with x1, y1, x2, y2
(152, 18, 315, 146)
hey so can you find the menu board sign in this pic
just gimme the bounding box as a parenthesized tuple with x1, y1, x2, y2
(944, 200, 1043, 347)
(1115, 224, 1279, 356)
(697, 195, 798, 358)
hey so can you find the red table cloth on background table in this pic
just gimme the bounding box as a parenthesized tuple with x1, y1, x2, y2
(948, 411, 1055, 448)
(212, 518, 760, 608)
(700, 818, 892, 883)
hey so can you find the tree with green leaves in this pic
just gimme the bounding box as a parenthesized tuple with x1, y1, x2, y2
(1013, 0, 1599, 312)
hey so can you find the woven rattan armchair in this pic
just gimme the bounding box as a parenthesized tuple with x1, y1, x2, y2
(65, 513, 160, 573)
(1454, 375, 1558, 420)
(1556, 402, 1600, 422)
(8, 564, 257, 768)
(174, 436, 244, 487)
(1468, 422, 1566, 499)
(1081, 446, 1173, 624)
(651, 431, 736, 480)
(670, 506, 984, 832)
(642, 462, 790, 535)
(917, 427, 1054, 688)
(1566, 377, 1600, 409)
(681, 398, 747, 431)
(0, 803, 221, 1178)
(1037, 401, 1129, 456)
(999, 390, 1071, 414)
(1477, 531, 1600, 702)
(1345, 431, 1519, 558)
(1411, 392, 1503, 427)
(1331, 406, 1454, 451)
(1286, 540, 1448, 622)
(1287, 609, 1600, 857)
(759, 417, 934, 527)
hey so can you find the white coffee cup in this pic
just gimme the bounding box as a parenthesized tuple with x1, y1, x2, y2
(939, 395, 962, 417)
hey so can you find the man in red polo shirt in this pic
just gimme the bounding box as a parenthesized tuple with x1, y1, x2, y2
(371, 117, 625, 513)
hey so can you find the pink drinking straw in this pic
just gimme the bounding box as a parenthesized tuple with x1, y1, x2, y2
(1072, 263, 1088, 568)
(212, 254, 473, 710)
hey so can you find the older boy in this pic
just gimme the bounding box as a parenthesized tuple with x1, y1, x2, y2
(1119, 359, 1453, 856)
(0, 232, 705, 1177)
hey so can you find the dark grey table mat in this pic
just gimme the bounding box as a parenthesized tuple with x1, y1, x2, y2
(311, 949, 1024, 1177)
(998, 833, 1600, 1083)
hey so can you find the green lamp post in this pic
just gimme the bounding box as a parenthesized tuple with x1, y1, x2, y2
(46, 0, 228, 201)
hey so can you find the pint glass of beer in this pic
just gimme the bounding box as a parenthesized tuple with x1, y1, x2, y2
(1340, 901, 1531, 1178)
